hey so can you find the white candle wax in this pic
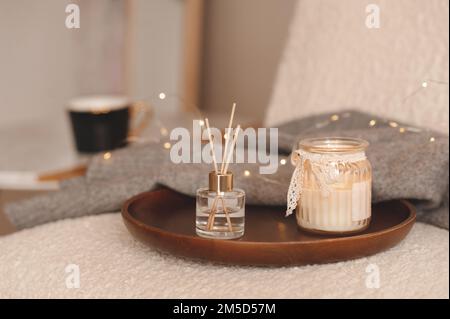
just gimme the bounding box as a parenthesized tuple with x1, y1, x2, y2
(297, 178, 371, 232)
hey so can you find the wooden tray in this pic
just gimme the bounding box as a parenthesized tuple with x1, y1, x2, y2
(122, 188, 416, 266)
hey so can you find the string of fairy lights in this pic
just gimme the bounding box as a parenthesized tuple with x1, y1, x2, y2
(101, 78, 448, 182)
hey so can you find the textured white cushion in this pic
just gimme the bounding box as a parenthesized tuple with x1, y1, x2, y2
(265, 0, 449, 133)
(0, 213, 448, 298)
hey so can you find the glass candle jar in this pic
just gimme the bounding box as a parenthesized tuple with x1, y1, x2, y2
(286, 137, 372, 235)
(196, 171, 245, 239)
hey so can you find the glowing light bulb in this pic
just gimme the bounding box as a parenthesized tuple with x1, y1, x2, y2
(163, 142, 171, 149)
(369, 120, 376, 127)
(330, 114, 339, 121)
(159, 92, 166, 100)
(280, 159, 287, 165)
(389, 121, 398, 128)
(430, 137, 436, 142)
(422, 82, 428, 88)
(103, 152, 112, 160)
(160, 127, 168, 136)
(244, 170, 251, 177)
(198, 120, 205, 127)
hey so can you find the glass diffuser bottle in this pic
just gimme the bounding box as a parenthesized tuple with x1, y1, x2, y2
(196, 171, 245, 239)
(196, 106, 245, 240)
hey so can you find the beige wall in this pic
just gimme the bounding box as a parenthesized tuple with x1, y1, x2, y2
(200, 0, 297, 122)
(0, 0, 185, 127)
(0, 0, 83, 127)
(128, 0, 185, 112)
(0, 0, 128, 128)
(0, 0, 294, 127)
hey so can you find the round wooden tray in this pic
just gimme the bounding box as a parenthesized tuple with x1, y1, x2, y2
(122, 188, 416, 266)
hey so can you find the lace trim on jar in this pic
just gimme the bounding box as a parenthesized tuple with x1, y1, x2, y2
(286, 149, 367, 216)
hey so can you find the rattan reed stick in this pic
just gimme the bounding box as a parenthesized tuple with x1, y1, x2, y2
(205, 118, 218, 173)
(222, 125, 241, 174)
(220, 103, 236, 174)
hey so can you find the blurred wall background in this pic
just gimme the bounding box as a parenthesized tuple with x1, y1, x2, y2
(128, 0, 184, 108)
(0, 0, 185, 129)
(200, 0, 296, 122)
(0, 0, 89, 128)
(0, 0, 295, 129)
(2, 0, 446, 132)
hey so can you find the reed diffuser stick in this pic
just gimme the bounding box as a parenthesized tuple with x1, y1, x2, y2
(220, 197, 233, 232)
(207, 197, 233, 232)
(207, 198, 219, 230)
(206, 196, 219, 230)
(220, 103, 236, 173)
(223, 125, 241, 174)
(205, 118, 219, 173)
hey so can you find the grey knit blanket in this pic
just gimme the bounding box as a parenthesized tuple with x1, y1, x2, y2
(6, 111, 449, 230)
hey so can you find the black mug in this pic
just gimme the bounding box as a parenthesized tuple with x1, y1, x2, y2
(68, 96, 151, 153)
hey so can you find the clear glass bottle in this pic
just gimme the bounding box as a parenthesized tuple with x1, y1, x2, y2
(294, 137, 372, 235)
(196, 171, 245, 239)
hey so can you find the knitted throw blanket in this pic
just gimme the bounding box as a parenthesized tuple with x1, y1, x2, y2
(6, 111, 449, 230)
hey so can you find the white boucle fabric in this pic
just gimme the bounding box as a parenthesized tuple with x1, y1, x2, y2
(265, 0, 449, 134)
(0, 213, 448, 298)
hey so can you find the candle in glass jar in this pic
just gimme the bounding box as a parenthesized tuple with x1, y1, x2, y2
(287, 137, 372, 235)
